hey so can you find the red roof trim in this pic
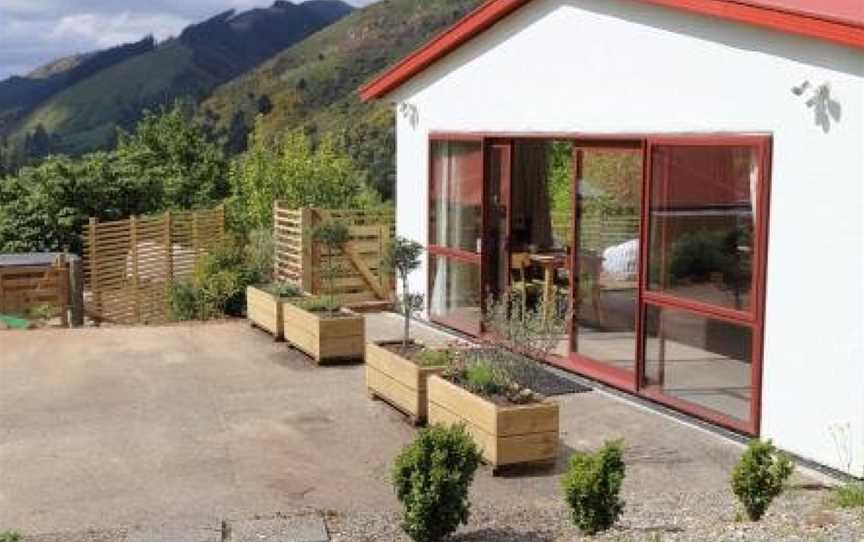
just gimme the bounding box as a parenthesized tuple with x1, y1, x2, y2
(359, 0, 864, 102)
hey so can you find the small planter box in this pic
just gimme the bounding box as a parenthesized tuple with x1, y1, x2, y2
(427, 375, 559, 471)
(366, 341, 446, 425)
(246, 286, 296, 340)
(281, 301, 365, 364)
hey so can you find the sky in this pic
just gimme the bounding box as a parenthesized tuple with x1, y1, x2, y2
(0, 0, 378, 80)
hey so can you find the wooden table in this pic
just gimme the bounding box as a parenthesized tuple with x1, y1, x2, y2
(528, 253, 568, 311)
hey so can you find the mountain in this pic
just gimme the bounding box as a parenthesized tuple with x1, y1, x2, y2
(0, 0, 353, 159)
(200, 0, 484, 199)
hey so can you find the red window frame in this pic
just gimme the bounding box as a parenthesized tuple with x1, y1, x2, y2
(425, 132, 772, 436)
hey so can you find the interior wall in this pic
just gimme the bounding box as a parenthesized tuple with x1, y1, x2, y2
(390, 0, 864, 475)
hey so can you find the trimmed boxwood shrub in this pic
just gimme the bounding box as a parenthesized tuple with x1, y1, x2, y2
(731, 439, 794, 521)
(392, 424, 481, 542)
(562, 440, 626, 535)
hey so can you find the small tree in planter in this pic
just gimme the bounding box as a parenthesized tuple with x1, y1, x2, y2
(385, 236, 425, 350)
(311, 220, 351, 316)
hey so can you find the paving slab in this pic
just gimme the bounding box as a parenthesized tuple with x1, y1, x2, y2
(126, 525, 222, 542)
(228, 515, 328, 542)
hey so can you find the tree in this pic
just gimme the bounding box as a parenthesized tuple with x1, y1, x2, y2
(385, 236, 424, 350)
(229, 116, 373, 231)
(115, 103, 229, 210)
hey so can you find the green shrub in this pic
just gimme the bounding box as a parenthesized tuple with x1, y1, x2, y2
(392, 424, 481, 542)
(311, 221, 350, 316)
(562, 440, 626, 535)
(414, 348, 451, 368)
(731, 439, 794, 521)
(832, 483, 864, 509)
(245, 228, 275, 283)
(463, 360, 509, 397)
(169, 236, 260, 321)
(0, 531, 21, 542)
(265, 281, 302, 298)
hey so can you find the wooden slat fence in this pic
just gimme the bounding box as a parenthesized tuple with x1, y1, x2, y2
(0, 256, 70, 325)
(274, 204, 395, 305)
(82, 205, 225, 325)
(551, 212, 640, 252)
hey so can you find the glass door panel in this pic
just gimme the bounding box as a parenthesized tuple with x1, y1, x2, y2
(571, 148, 643, 377)
(641, 138, 768, 431)
(428, 139, 483, 335)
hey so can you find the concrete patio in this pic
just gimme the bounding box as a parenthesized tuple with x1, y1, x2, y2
(0, 314, 830, 538)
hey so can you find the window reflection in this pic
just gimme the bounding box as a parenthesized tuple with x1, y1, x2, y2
(648, 146, 758, 311)
(430, 141, 483, 253)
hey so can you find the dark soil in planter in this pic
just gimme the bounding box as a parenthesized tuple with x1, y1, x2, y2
(380, 341, 426, 362)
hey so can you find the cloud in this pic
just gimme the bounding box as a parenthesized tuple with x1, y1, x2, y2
(0, 0, 378, 79)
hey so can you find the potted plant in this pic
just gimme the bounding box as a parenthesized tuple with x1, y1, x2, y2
(282, 221, 365, 364)
(366, 237, 452, 424)
(247, 281, 302, 340)
(427, 292, 564, 472)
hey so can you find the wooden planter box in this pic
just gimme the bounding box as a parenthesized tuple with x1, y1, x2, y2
(246, 286, 295, 340)
(427, 375, 559, 471)
(281, 301, 365, 364)
(366, 341, 446, 425)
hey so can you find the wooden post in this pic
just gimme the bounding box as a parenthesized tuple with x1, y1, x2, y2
(54, 253, 70, 327)
(130, 215, 140, 324)
(192, 210, 200, 257)
(218, 203, 226, 241)
(272, 200, 280, 282)
(300, 208, 314, 294)
(164, 210, 174, 313)
(69, 255, 84, 327)
(88, 217, 101, 321)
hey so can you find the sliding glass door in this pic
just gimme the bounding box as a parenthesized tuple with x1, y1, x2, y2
(428, 139, 484, 335)
(640, 137, 770, 432)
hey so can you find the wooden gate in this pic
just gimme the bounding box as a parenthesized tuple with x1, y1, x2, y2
(274, 204, 395, 305)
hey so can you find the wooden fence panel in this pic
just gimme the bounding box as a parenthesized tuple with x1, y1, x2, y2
(0, 258, 70, 325)
(274, 204, 395, 304)
(82, 205, 225, 325)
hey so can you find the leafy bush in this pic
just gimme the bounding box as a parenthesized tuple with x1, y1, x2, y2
(229, 118, 374, 231)
(245, 228, 275, 283)
(0, 531, 21, 542)
(392, 424, 481, 542)
(169, 236, 261, 321)
(833, 483, 864, 509)
(562, 440, 626, 535)
(731, 439, 794, 521)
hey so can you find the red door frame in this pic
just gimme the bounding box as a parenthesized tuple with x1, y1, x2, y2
(426, 132, 772, 436)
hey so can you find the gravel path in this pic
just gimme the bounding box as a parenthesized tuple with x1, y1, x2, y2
(327, 487, 864, 542)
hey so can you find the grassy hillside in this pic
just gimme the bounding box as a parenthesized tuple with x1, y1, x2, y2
(200, 0, 484, 199)
(4, 1, 353, 158)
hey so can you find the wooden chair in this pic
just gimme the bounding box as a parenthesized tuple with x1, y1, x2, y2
(510, 252, 541, 313)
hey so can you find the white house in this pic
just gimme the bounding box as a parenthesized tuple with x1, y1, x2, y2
(361, 0, 864, 477)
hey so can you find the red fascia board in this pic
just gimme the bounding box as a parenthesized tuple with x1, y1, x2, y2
(359, 0, 864, 102)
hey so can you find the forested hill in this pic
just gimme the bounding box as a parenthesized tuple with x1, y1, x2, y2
(199, 0, 484, 200)
(0, 0, 353, 163)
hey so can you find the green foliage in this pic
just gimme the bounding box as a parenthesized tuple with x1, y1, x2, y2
(562, 440, 626, 535)
(245, 228, 275, 284)
(548, 141, 573, 213)
(169, 236, 260, 321)
(832, 483, 864, 509)
(386, 236, 425, 348)
(114, 106, 228, 210)
(392, 424, 481, 542)
(462, 359, 509, 397)
(731, 439, 795, 521)
(0, 531, 21, 542)
(202, 0, 483, 198)
(229, 118, 372, 231)
(0, 104, 227, 253)
(264, 282, 302, 299)
(414, 348, 452, 368)
(483, 290, 567, 361)
(312, 220, 350, 316)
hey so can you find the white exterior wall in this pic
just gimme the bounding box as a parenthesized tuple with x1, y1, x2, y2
(389, 0, 864, 475)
